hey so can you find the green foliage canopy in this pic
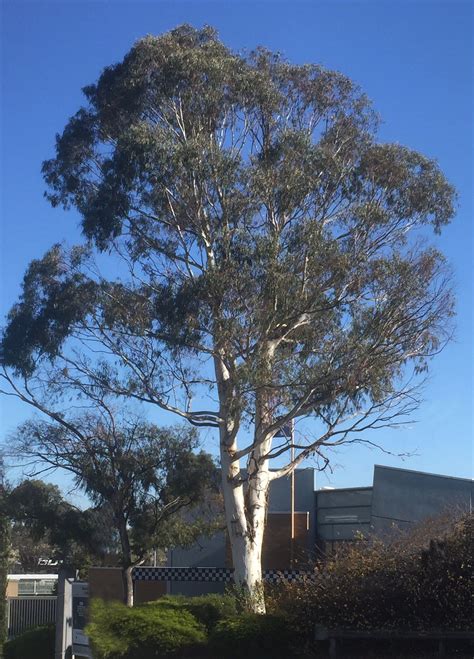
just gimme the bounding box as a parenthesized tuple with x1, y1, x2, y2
(86, 598, 207, 658)
(1, 26, 456, 456)
(6, 479, 114, 569)
(12, 419, 218, 568)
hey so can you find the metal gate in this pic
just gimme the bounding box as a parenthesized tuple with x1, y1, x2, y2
(6, 596, 57, 639)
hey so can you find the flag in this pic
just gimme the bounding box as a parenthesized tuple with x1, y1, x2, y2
(274, 421, 293, 438)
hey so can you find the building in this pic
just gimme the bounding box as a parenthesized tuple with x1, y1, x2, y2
(6, 574, 58, 597)
(167, 469, 316, 596)
(316, 465, 473, 553)
(89, 464, 472, 601)
(166, 464, 472, 596)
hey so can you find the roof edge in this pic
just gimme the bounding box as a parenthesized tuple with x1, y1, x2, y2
(374, 464, 473, 483)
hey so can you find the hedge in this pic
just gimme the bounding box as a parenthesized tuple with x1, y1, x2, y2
(86, 598, 207, 658)
(86, 515, 472, 659)
(146, 593, 237, 632)
(267, 513, 473, 638)
(87, 595, 303, 659)
(3, 625, 55, 659)
(209, 613, 294, 659)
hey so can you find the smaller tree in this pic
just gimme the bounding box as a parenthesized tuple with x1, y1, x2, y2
(13, 415, 218, 605)
(7, 480, 112, 571)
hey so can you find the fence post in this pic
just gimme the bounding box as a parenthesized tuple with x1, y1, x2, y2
(5, 598, 10, 641)
(55, 568, 75, 659)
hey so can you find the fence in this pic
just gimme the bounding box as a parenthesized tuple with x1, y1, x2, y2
(132, 566, 310, 583)
(6, 596, 57, 639)
(314, 627, 474, 658)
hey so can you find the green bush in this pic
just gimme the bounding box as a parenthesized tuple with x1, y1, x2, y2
(268, 513, 473, 638)
(86, 598, 207, 658)
(3, 625, 55, 659)
(209, 614, 294, 659)
(147, 593, 238, 632)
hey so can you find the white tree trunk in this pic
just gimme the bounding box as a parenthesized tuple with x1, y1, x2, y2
(215, 350, 271, 614)
(221, 451, 268, 614)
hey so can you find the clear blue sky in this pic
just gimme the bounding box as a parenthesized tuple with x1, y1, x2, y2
(1, 0, 472, 492)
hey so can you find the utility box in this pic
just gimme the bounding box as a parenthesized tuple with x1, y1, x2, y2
(72, 582, 91, 658)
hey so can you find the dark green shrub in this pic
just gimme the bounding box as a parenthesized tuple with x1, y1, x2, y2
(86, 598, 207, 658)
(209, 614, 293, 659)
(147, 593, 238, 632)
(268, 513, 473, 637)
(3, 625, 55, 659)
(0, 506, 10, 656)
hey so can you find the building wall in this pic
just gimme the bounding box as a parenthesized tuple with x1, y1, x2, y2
(171, 469, 315, 567)
(167, 469, 315, 596)
(5, 580, 18, 598)
(268, 468, 316, 546)
(170, 527, 227, 569)
(88, 567, 167, 603)
(168, 532, 228, 596)
(89, 567, 124, 602)
(315, 487, 373, 550)
(315, 465, 473, 551)
(262, 512, 310, 568)
(370, 465, 473, 535)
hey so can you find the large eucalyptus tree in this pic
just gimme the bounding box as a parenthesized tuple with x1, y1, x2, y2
(1, 26, 455, 611)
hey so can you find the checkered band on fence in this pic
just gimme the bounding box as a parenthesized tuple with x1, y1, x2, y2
(132, 566, 311, 583)
(264, 569, 310, 584)
(133, 567, 234, 583)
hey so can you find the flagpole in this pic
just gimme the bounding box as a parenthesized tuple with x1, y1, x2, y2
(290, 419, 295, 568)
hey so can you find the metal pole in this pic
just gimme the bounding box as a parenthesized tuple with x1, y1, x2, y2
(290, 420, 295, 567)
(55, 568, 75, 659)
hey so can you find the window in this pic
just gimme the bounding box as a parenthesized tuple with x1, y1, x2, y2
(35, 580, 56, 595)
(18, 579, 57, 596)
(18, 580, 35, 596)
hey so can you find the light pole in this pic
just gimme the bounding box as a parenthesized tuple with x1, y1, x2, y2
(275, 420, 295, 568)
(289, 420, 295, 568)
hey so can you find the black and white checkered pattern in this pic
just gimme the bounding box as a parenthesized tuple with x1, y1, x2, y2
(264, 569, 310, 584)
(132, 567, 234, 583)
(132, 566, 311, 583)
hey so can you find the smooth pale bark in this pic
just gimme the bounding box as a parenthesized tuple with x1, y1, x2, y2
(214, 350, 264, 612)
(221, 452, 268, 614)
(216, 346, 274, 614)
